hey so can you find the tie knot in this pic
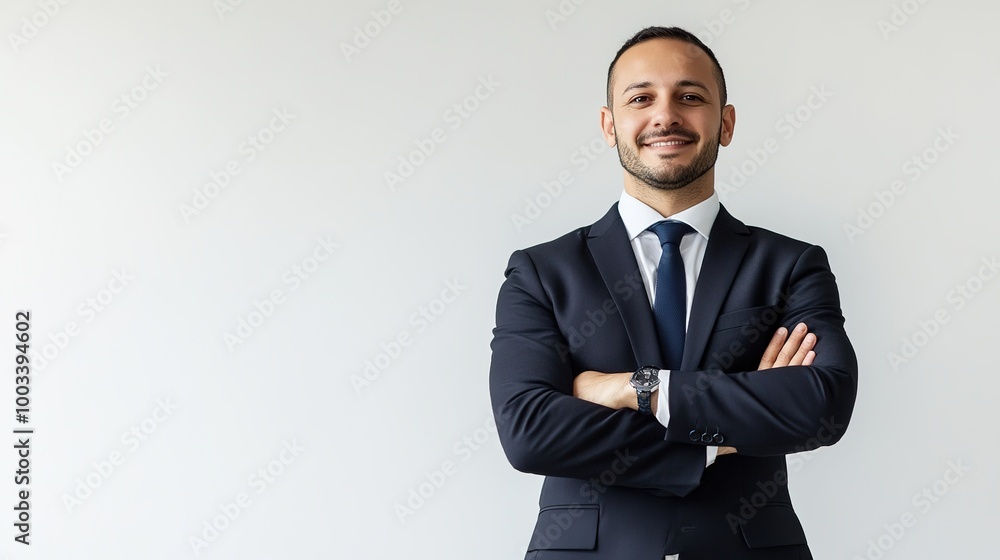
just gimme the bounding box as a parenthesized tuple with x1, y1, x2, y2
(648, 220, 694, 247)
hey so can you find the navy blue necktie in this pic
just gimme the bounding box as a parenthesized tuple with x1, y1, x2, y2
(648, 221, 693, 370)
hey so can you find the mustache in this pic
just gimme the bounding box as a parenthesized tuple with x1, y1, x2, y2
(638, 128, 698, 144)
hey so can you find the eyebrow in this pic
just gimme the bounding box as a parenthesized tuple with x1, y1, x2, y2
(621, 79, 711, 97)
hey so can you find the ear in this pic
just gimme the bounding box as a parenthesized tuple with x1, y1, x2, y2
(719, 104, 736, 147)
(600, 106, 617, 147)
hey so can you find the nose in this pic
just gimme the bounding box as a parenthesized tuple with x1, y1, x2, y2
(649, 96, 683, 129)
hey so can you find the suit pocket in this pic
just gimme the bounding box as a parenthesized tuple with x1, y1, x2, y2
(526, 505, 599, 551)
(712, 305, 778, 333)
(739, 503, 807, 548)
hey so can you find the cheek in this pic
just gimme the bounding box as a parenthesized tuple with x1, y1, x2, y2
(626, 126, 648, 146)
(615, 116, 643, 137)
(694, 116, 721, 139)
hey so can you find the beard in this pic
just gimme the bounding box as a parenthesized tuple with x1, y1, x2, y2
(616, 125, 721, 191)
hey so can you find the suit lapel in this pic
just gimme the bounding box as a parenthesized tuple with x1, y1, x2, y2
(681, 204, 751, 370)
(587, 204, 665, 368)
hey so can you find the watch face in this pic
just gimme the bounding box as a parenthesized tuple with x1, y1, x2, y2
(631, 367, 659, 390)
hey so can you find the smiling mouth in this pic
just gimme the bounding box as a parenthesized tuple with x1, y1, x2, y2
(646, 140, 692, 148)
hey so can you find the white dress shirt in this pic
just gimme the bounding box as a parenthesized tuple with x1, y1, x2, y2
(617, 189, 721, 468)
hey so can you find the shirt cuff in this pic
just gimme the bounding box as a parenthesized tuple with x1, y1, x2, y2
(706, 445, 719, 467)
(654, 369, 670, 428)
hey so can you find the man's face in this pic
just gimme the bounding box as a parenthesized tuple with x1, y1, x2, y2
(601, 38, 734, 192)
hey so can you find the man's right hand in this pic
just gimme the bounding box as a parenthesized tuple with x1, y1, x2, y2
(717, 323, 817, 456)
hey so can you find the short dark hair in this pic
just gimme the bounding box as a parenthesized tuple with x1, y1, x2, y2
(606, 26, 727, 109)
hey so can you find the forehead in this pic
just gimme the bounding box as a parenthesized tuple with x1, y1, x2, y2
(612, 38, 716, 97)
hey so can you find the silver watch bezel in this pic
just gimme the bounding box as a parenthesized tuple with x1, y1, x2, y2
(630, 365, 661, 392)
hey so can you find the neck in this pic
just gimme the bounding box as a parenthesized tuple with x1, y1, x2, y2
(623, 169, 715, 218)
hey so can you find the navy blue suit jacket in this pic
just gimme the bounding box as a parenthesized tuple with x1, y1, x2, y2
(489, 202, 858, 559)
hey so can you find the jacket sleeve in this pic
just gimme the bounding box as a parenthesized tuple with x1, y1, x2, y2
(665, 244, 859, 456)
(489, 249, 706, 497)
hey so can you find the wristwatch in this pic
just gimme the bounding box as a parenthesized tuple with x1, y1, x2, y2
(629, 366, 660, 415)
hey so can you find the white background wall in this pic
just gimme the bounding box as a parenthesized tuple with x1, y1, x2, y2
(1, 0, 997, 558)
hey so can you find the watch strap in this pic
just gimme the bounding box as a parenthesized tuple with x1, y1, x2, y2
(636, 388, 652, 415)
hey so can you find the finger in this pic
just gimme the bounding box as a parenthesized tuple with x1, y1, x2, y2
(802, 350, 816, 366)
(789, 333, 817, 366)
(774, 323, 808, 367)
(757, 327, 788, 370)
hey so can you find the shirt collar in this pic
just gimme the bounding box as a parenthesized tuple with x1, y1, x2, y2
(618, 189, 721, 241)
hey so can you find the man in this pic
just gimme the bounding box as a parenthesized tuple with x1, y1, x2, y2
(488, 27, 858, 559)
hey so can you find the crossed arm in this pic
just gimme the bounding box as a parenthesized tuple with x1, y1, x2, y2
(572, 323, 818, 456)
(490, 245, 856, 495)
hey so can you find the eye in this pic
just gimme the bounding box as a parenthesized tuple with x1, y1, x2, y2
(681, 94, 705, 103)
(628, 95, 651, 104)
